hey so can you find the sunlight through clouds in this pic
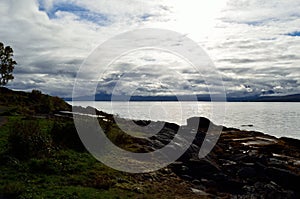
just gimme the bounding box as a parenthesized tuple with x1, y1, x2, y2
(0, 0, 299, 97)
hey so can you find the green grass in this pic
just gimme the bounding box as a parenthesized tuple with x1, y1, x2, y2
(0, 114, 161, 198)
(0, 94, 195, 199)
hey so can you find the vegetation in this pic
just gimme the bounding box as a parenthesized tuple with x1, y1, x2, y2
(2, 88, 299, 198)
(0, 42, 17, 86)
(0, 87, 71, 115)
(0, 88, 196, 198)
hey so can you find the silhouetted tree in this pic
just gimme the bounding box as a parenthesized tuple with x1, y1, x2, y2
(0, 42, 17, 86)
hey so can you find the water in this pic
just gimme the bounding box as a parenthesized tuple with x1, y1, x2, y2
(68, 101, 300, 140)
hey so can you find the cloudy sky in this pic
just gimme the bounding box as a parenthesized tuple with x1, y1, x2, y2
(1, 0, 300, 98)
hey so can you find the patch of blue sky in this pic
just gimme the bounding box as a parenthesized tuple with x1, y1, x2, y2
(229, 18, 280, 26)
(286, 31, 300, 37)
(243, 21, 264, 26)
(140, 14, 155, 21)
(38, 1, 110, 26)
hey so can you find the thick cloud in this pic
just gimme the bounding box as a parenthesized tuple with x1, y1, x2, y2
(0, 0, 299, 97)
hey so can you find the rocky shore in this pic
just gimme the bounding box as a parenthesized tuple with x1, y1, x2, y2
(1, 87, 299, 198)
(70, 106, 300, 198)
(172, 122, 300, 198)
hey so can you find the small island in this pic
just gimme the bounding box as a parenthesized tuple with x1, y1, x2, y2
(1, 88, 299, 198)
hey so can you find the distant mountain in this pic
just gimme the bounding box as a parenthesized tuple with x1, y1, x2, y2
(65, 93, 300, 102)
(66, 93, 211, 101)
(254, 94, 300, 102)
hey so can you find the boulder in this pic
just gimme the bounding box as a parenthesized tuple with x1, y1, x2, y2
(265, 167, 300, 190)
(237, 167, 257, 178)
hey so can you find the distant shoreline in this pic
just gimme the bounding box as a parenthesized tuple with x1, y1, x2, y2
(65, 93, 300, 102)
(67, 101, 300, 140)
(66, 100, 300, 102)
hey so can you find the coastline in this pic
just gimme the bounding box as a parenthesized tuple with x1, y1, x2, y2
(67, 105, 300, 198)
(67, 100, 300, 140)
(1, 88, 299, 198)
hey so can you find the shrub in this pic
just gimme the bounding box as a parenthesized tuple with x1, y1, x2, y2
(51, 121, 85, 152)
(8, 119, 53, 159)
(28, 158, 61, 174)
(2, 182, 25, 198)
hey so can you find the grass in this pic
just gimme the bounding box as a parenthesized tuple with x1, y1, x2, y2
(0, 89, 198, 198)
(0, 115, 196, 198)
(0, 115, 131, 198)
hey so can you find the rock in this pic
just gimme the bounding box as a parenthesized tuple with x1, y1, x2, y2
(190, 188, 209, 195)
(186, 117, 212, 130)
(237, 167, 257, 178)
(133, 187, 143, 193)
(269, 158, 288, 166)
(279, 137, 300, 149)
(149, 139, 165, 149)
(212, 173, 228, 182)
(164, 122, 180, 131)
(191, 179, 202, 185)
(242, 182, 296, 199)
(220, 159, 237, 166)
(183, 159, 220, 179)
(179, 144, 200, 162)
(241, 124, 254, 128)
(153, 116, 300, 197)
(116, 178, 129, 183)
(181, 175, 193, 181)
(133, 120, 151, 126)
(265, 167, 300, 190)
(231, 153, 249, 161)
(218, 179, 244, 194)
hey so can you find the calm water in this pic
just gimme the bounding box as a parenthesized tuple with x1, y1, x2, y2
(68, 101, 300, 140)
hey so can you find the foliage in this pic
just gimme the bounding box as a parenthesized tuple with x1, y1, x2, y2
(51, 120, 85, 152)
(0, 42, 17, 86)
(2, 182, 25, 198)
(0, 89, 197, 198)
(8, 119, 54, 159)
(0, 88, 71, 114)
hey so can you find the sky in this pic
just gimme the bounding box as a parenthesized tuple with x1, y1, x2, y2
(1, 0, 300, 98)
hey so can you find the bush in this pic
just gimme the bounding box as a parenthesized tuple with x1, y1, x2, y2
(8, 120, 53, 159)
(1, 182, 25, 198)
(51, 121, 85, 152)
(28, 158, 61, 174)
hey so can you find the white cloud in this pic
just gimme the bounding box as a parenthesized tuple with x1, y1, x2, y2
(0, 0, 299, 97)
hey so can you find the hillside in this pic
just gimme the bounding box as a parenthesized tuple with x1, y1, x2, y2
(254, 94, 300, 102)
(0, 87, 71, 115)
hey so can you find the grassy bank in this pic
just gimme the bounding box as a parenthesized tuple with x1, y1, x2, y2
(0, 88, 197, 199)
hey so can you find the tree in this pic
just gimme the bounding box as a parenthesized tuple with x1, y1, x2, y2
(0, 42, 17, 86)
